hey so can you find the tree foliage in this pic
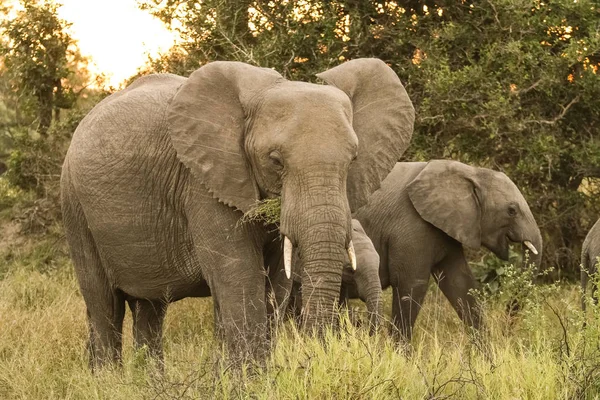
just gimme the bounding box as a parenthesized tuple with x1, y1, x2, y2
(0, 0, 93, 135)
(0, 1, 105, 232)
(139, 0, 598, 277)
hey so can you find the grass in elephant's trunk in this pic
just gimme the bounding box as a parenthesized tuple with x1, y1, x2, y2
(240, 198, 282, 226)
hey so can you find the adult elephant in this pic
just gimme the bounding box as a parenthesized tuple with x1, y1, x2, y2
(354, 160, 542, 341)
(581, 218, 600, 311)
(60, 59, 414, 367)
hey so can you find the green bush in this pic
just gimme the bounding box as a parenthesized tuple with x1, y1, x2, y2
(2, 110, 86, 231)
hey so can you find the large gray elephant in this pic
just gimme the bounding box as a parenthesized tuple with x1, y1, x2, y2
(282, 219, 383, 331)
(353, 160, 543, 341)
(581, 218, 600, 311)
(60, 59, 414, 367)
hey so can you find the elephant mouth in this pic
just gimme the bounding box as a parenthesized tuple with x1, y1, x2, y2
(505, 235, 539, 256)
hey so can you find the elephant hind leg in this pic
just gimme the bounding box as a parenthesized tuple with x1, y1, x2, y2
(63, 198, 125, 370)
(81, 259, 126, 370)
(85, 290, 126, 370)
(127, 298, 167, 363)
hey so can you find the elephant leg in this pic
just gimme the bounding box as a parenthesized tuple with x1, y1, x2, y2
(186, 197, 270, 361)
(211, 269, 268, 361)
(196, 237, 268, 361)
(391, 281, 429, 342)
(338, 283, 349, 310)
(433, 249, 481, 331)
(85, 289, 126, 370)
(127, 298, 167, 362)
(63, 198, 125, 370)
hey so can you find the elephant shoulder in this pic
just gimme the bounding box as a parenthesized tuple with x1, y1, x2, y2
(354, 163, 426, 237)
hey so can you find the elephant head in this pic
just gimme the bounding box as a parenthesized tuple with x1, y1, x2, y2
(167, 60, 414, 331)
(407, 160, 542, 267)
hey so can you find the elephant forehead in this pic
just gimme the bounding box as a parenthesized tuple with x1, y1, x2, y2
(482, 171, 524, 205)
(261, 82, 352, 119)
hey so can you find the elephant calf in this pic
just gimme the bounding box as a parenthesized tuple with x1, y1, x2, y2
(581, 218, 600, 311)
(354, 160, 543, 341)
(282, 219, 383, 331)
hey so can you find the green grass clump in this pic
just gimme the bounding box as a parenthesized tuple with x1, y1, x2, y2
(240, 197, 281, 226)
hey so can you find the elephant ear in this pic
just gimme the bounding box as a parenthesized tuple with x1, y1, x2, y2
(407, 160, 482, 249)
(316, 58, 414, 211)
(167, 61, 283, 212)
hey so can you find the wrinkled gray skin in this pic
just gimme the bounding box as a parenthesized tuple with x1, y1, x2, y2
(354, 160, 543, 341)
(60, 59, 414, 368)
(581, 218, 600, 311)
(281, 219, 382, 332)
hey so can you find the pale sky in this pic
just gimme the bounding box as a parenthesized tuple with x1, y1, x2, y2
(56, 0, 177, 88)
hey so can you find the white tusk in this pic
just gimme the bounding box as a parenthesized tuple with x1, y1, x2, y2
(348, 240, 357, 271)
(284, 236, 293, 279)
(523, 240, 538, 255)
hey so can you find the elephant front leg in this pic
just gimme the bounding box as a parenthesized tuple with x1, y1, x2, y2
(127, 298, 167, 364)
(433, 249, 482, 332)
(388, 252, 431, 343)
(212, 275, 268, 361)
(391, 283, 429, 343)
(186, 197, 270, 362)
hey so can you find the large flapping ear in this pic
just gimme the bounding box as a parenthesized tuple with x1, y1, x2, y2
(316, 58, 414, 211)
(167, 61, 283, 212)
(407, 160, 482, 249)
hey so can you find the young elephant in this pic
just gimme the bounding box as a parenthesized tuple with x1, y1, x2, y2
(271, 220, 383, 331)
(581, 218, 600, 311)
(354, 160, 543, 341)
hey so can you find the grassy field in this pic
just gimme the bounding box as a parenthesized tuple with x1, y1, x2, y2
(1, 223, 600, 399)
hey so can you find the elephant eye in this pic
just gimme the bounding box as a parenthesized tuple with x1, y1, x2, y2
(269, 151, 283, 169)
(508, 206, 517, 217)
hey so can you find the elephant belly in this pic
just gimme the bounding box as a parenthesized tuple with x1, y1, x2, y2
(76, 176, 208, 300)
(90, 214, 208, 300)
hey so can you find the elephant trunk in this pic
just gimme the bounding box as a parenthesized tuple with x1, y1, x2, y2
(363, 283, 383, 334)
(279, 170, 351, 334)
(298, 242, 347, 332)
(521, 220, 543, 273)
(352, 257, 383, 334)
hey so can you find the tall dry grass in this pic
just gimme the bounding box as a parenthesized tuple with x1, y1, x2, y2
(1, 225, 599, 399)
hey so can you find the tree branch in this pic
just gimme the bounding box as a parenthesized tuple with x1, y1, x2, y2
(524, 95, 581, 125)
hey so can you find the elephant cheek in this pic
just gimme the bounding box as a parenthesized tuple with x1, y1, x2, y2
(490, 235, 510, 261)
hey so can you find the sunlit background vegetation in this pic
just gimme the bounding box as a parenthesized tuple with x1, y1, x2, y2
(0, 0, 599, 398)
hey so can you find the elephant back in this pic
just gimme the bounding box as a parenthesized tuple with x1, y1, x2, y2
(66, 74, 186, 186)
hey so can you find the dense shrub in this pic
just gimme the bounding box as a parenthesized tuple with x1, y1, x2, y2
(1, 110, 87, 231)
